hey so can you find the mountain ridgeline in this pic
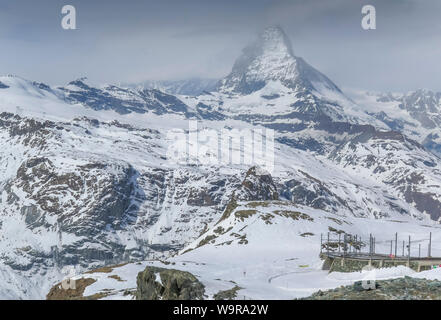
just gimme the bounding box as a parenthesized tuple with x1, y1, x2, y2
(0, 26, 441, 298)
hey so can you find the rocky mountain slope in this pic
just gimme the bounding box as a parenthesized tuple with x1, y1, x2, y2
(1, 26, 441, 299)
(349, 88, 441, 157)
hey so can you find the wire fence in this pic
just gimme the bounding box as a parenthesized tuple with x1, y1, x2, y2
(320, 232, 436, 259)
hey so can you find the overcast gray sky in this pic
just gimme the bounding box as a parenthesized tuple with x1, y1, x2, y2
(0, 0, 440, 92)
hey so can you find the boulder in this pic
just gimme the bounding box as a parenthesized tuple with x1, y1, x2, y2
(136, 266, 205, 300)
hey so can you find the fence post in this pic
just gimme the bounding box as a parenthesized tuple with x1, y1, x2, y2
(343, 234, 347, 258)
(338, 233, 341, 253)
(408, 235, 411, 259)
(419, 244, 421, 258)
(369, 234, 372, 255)
(429, 232, 432, 258)
(373, 237, 376, 254)
(368, 234, 371, 261)
(402, 240, 405, 257)
(320, 233, 323, 253)
(390, 240, 393, 255)
(354, 235, 357, 253)
(395, 232, 398, 257)
(350, 235, 353, 253)
(327, 232, 330, 254)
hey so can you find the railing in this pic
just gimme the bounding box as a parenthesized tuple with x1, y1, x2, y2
(320, 232, 434, 260)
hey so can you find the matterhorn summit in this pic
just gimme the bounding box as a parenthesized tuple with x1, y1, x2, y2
(217, 26, 341, 95)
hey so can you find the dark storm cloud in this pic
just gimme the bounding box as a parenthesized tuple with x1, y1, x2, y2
(0, 0, 440, 92)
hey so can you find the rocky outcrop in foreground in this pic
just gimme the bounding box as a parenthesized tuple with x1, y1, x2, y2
(302, 277, 441, 300)
(136, 266, 205, 300)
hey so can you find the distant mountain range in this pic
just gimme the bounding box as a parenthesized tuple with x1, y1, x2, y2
(1, 26, 441, 299)
(122, 78, 218, 96)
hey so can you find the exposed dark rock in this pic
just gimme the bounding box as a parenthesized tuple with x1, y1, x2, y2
(213, 285, 242, 300)
(235, 166, 279, 201)
(136, 266, 205, 300)
(302, 277, 441, 300)
(0, 81, 9, 89)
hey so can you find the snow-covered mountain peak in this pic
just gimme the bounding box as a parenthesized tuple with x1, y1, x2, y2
(404, 88, 440, 104)
(0, 75, 35, 87)
(0, 75, 55, 99)
(64, 77, 93, 90)
(258, 25, 294, 58)
(216, 26, 342, 96)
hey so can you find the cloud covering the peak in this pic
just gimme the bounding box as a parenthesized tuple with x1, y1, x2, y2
(0, 0, 440, 92)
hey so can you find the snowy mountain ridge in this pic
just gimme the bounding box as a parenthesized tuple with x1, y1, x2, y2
(1, 26, 441, 299)
(123, 78, 218, 96)
(216, 26, 341, 96)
